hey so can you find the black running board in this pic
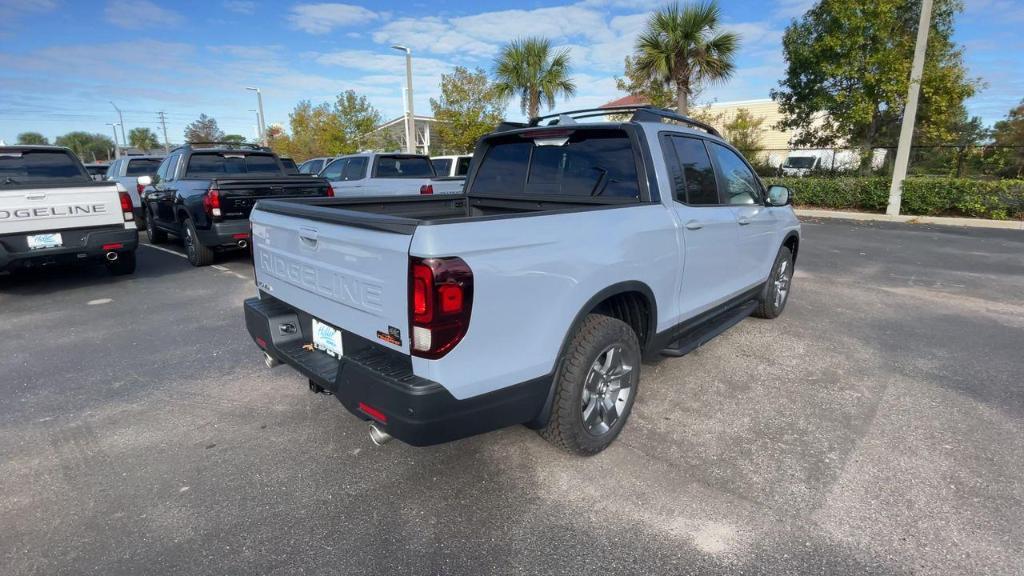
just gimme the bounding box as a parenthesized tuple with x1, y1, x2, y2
(660, 300, 758, 357)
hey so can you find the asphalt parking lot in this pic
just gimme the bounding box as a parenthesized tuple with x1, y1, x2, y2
(1, 219, 1022, 575)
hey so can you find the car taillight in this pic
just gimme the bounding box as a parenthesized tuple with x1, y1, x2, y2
(118, 191, 134, 221)
(419, 184, 433, 195)
(326, 184, 335, 197)
(203, 188, 222, 217)
(136, 182, 145, 195)
(409, 256, 472, 359)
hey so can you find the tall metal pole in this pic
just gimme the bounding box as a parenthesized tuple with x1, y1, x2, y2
(157, 111, 170, 153)
(247, 87, 267, 146)
(107, 123, 121, 159)
(392, 45, 415, 153)
(110, 101, 127, 151)
(886, 0, 933, 216)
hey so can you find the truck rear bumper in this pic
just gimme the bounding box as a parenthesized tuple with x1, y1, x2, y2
(0, 226, 138, 271)
(244, 295, 551, 447)
(195, 219, 250, 249)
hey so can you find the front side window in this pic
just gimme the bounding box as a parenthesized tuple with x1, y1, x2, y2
(341, 156, 367, 181)
(709, 142, 761, 205)
(321, 158, 346, 180)
(665, 135, 719, 205)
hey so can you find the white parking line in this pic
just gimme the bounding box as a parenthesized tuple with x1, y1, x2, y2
(140, 244, 249, 280)
(140, 243, 186, 259)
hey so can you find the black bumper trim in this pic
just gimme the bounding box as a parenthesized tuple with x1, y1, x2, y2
(195, 219, 250, 248)
(244, 296, 552, 446)
(0, 226, 138, 270)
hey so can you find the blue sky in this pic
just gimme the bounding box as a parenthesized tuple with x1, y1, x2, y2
(0, 0, 1021, 144)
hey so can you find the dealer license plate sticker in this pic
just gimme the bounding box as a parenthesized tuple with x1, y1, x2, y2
(312, 318, 344, 358)
(27, 233, 62, 250)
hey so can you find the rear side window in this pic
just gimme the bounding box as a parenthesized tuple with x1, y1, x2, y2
(375, 155, 434, 178)
(0, 150, 87, 183)
(431, 158, 452, 176)
(125, 158, 162, 176)
(472, 129, 640, 199)
(455, 156, 471, 176)
(665, 136, 719, 205)
(185, 153, 283, 176)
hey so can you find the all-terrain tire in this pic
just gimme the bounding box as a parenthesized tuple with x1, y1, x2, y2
(183, 217, 215, 267)
(754, 245, 794, 319)
(539, 314, 641, 456)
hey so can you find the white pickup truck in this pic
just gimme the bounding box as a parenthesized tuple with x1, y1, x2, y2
(245, 107, 801, 455)
(320, 152, 464, 196)
(1, 146, 139, 275)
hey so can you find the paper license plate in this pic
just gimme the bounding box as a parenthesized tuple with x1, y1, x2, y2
(312, 318, 344, 358)
(27, 233, 63, 250)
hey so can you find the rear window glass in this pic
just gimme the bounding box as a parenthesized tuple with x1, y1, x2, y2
(375, 156, 434, 178)
(0, 151, 87, 184)
(471, 129, 640, 199)
(185, 153, 283, 176)
(280, 158, 299, 174)
(125, 158, 163, 176)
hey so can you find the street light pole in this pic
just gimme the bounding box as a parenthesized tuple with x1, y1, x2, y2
(886, 0, 933, 216)
(107, 123, 121, 160)
(391, 45, 415, 153)
(246, 87, 267, 146)
(110, 101, 127, 151)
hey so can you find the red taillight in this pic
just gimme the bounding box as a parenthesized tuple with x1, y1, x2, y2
(136, 182, 145, 195)
(326, 184, 335, 197)
(102, 243, 123, 251)
(232, 233, 250, 239)
(358, 402, 388, 423)
(118, 191, 134, 221)
(409, 256, 473, 359)
(203, 188, 222, 217)
(419, 184, 433, 195)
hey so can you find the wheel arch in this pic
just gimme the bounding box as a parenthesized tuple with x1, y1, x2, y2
(783, 231, 800, 262)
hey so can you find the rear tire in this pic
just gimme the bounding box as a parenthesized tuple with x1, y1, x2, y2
(539, 314, 641, 456)
(146, 209, 168, 244)
(754, 245, 794, 319)
(183, 217, 215, 267)
(106, 251, 136, 276)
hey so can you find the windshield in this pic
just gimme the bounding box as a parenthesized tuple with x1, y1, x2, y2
(784, 156, 816, 169)
(0, 150, 89, 185)
(375, 155, 435, 178)
(125, 158, 163, 176)
(471, 129, 640, 199)
(185, 152, 283, 176)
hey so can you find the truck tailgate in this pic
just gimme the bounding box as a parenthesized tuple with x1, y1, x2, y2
(0, 183, 123, 235)
(251, 207, 412, 354)
(214, 177, 328, 219)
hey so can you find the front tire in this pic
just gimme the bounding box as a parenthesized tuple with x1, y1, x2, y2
(754, 245, 794, 319)
(539, 315, 641, 456)
(183, 217, 215, 267)
(105, 251, 136, 276)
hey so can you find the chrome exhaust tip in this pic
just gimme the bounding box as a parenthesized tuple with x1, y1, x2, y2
(263, 352, 280, 368)
(369, 424, 392, 446)
(105, 251, 118, 262)
(237, 239, 248, 249)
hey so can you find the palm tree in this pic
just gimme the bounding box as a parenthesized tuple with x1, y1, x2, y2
(633, 1, 739, 115)
(493, 37, 576, 119)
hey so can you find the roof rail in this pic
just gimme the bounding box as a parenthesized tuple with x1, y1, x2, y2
(170, 141, 271, 153)
(528, 105, 722, 137)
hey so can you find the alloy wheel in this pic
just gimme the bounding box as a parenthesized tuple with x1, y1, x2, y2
(581, 345, 634, 436)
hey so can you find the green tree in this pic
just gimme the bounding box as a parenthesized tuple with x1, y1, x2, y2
(184, 113, 225, 143)
(991, 99, 1024, 177)
(430, 67, 507, 154)
(614, 56, 675, 109)
(493, 37, 576, 119)
(723, 108, 765, 158)
(633, 1, 739, 115)
(17, 132, 49, 145)
(772, 0, 979, 170)
(335, 90, 382, 154)
(288, 100, 345, 160)
(128, 127, 159, 151)
(55, 132, 115, 162)
(222, 134, 248, 145)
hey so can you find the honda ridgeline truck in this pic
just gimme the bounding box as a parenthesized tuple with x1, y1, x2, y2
(320, 152, 464, 197)
(244, 107, 801, 455)
(1, 146, 138, 275)
(138, 143, 332, 266)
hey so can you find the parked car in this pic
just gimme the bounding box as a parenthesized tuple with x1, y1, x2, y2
(244, 106, 801, 455)
(297, 157, 330, 175)
(319, 152, 464, 196)
(430, 154, 472, 177)
(1, 146, 138, 275)
(104, 155, 164, 221)
(83, 163, 109, 181)
(280, 157, 300, 175)
(780, 149, 885, 176)
(138, 142, 332, 267)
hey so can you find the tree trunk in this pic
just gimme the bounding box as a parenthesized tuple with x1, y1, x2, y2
(676, 82, 688, 115)
(528, 89, 540, 120)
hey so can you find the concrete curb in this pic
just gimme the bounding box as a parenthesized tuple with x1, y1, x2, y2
(795, 208, 1024, 230)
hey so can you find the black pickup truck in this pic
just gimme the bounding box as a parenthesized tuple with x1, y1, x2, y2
(138, 143, 333, 266)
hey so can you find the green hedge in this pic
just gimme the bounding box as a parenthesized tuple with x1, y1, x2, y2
(765, 177, 1024, 220)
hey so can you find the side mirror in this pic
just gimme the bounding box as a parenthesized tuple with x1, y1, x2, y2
(766, 185, 792, 206)
(137, 175, 153, 187)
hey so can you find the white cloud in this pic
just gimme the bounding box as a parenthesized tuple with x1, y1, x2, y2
(311, 50, 453, 76)
(287, 3, 380, 34)
(223, 0, 255, 15)
(105, 0, 183, 29)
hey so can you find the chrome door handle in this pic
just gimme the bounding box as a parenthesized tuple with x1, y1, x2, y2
(684, 220, 704, 230)
(737, 217, 751, 226)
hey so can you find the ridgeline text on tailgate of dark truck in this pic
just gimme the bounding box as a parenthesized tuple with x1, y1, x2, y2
(244, 106, 802, 455)
(137, 142, 333, 266)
